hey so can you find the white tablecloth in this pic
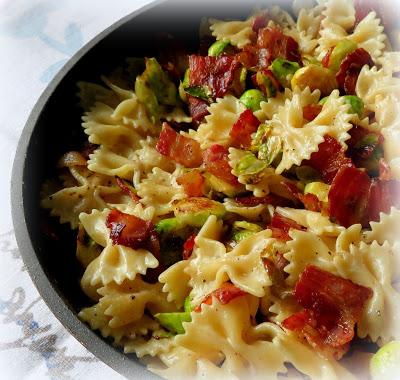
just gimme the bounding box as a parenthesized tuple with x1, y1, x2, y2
(0, 1, 154, 378)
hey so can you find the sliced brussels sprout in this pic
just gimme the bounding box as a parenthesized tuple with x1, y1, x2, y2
(343, 95, 364, 117)
(302, 55, 322, 66)
(204, 172, 243, 198)
(142, 58, 178, 106)
(182, 68, 190, 88)
(233, 221, 262, 232)
(155, 217, 186, 234)
(208, 40, 231, 56)
(235, 153, 268, 176)
(135, 76, 159, 122)
(304, 181, 330, 202)
(184, 86, 211, 101)
(370, 341, 400, 380)
(258, 136, 282, 165)
(231, 67, 247, 97)
(255, 71, 277, 98)
(271, 58, 301, 88)
(232, 229, 257, 243)
(239, 89, 268, 112)
(251, 124, 271, 151)
(291, 64, 337, 96)
(173, 197, 226, 227)
(328, 39, 358, 72)
(154, 312, 191, 335)
(76, 224, 102, 268)
(184, 296, 192, 312)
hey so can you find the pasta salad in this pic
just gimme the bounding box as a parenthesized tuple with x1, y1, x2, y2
(41, 0, 400, 379)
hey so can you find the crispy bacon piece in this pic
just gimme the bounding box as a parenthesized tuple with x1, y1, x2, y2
(303, 104, 323, 122)
(367, 179, 400, 223)
(322, 46, 335, 68)
(283, 182, 322, 212)
(188, 55, 240, 98)
(328, 166, 371, 227)
(234, 193, 293, 207)
(187, 95, 209, 124)
(306, 135, 354, 184)
(336, 48, 374, 95)
(177, 170, 205, 197)
(268, 212, 304, 241)
(252, 12, 269, 32)
(156, 123, 203, 168)
(230, 109, 261, 149)
(195, 283, 246, 312)
(116, 177, 140, 202)
(238, 27, 300, 70)
(283, 265, 372, 359)
(182, 233, 197, 260)
(106, 209, 155, 249)
(203, 144, 240, 186)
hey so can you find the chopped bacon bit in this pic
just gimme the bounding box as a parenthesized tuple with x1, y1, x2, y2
(195, 283, 246, 312)
(182, 233, 197, 260)
(238, 27, 300, 70)
(336, 48, 374, 95)
(263, 257, 288, 287)
(306, 135, 354, 184)
(283, 265, 372, 359)
(203, 144, 240, 186)
(329, 166, 400, 226)
(322, 46, 335, 68)
(328, 166, 371, 227)
(116, 177, 140, 202)
(234, 193, 293, 208)
(282, 182, 322, 212)
(156, 123, 203, 168)
(188, 55, 240, 98)
(303, 104, 323, 122)
(106, 209, 155, 249)
(257, 27, 301, 64)
(230, 109, 261, 149)
(187, 96, 209, 124)
(177, 170, 205, 197)
(252, 12, 269, 32)
(268, 212, 304, 241)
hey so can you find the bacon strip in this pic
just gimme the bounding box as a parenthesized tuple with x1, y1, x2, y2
(116, 177, 140, 202)
(106, 209, 155, 249)
(268, 212, 304, 241)
(283, 265, 372, 359)
(187, 96, 209, 124)
(234, 194, 293, 208)
(203, 144, 240, 186)
(182, 233, 197, 260)
(336, 48, 374, 95)
(195, 283, 246, 312)
(230, 109, 261, 149)
(156, 122, 203, 168)
(303, 104, 323, 122)
(188, 55, 240, 98)
(282, 182, 321, 212)
(306, 135, 354, 184)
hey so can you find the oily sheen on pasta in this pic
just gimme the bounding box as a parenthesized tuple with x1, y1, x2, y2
(41, 1, 400, 379)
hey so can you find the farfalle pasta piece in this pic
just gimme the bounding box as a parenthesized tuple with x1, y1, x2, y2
(41, 167, 125, 229)
(184, 216, 271, 304)
(223, 198, 267, 222)
(209, 16, 255, 49)
(79, 301, 159, 344)
(266, 88, 351, 173)
(136, 167, 185, 216)
(317, 0, 386, 60)
(159, 260, 191, 308)
(275, 207, 345, 237)
(124, 336, 173, 357)
(334, 241, 400, 344)
(255, 88, 293, 123)
(79, 209, 159, 300)
(185, 95, 245, 148)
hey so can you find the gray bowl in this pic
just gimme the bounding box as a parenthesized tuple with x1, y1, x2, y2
(10, 0, 272, 378)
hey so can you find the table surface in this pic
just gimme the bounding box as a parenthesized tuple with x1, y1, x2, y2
(0, 1, 154, 379)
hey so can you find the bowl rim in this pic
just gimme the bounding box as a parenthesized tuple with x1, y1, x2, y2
(10, 1, 166, 379)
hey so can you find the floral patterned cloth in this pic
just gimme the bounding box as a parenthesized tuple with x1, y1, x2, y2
(0, 1, 153, 378)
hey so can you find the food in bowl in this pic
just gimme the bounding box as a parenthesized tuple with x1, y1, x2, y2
(40, 0, 400, 378)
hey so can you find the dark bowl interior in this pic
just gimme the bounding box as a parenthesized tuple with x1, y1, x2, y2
(11, 0, 283, 378)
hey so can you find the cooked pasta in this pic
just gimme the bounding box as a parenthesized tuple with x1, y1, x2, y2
(41, 1, 400, 379)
